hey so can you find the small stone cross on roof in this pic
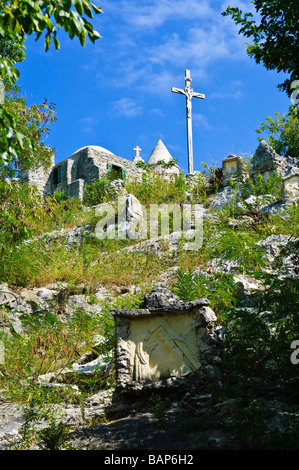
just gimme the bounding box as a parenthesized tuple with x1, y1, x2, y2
(133, 146, 142, 158)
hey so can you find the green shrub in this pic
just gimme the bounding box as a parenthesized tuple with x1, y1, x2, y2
(37, 421, 70, 450)
(172, 268, 236, 315)
(126, 171, 187, 206)
(256, 105, 299, 159)
(241, 172, 283, 200)
(83, 178, 110, 206)
(215, 229, 268, 275)
(222, 264, 299, 383)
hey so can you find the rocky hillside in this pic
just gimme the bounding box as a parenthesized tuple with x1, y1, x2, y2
(0, 146, 299, 451)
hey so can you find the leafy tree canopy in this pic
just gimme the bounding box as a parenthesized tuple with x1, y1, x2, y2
(256, 105, 299, 158)
(0, 0, 102, 168)
(0, 38, 56, 178)
(222, 0, 299, 96)
(0, 38, 26, 66)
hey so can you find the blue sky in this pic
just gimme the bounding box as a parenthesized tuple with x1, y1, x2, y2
(18, 0, 291, 174)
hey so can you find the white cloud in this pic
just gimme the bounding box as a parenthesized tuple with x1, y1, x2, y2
(148, 21, 247, 69)
(111, 98, 143, 117)
(103, 0, 215, 31)
(96, 0, 252, 99)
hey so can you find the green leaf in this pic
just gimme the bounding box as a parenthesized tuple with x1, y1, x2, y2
(15, 131, 25, 147)
(79, 28, 86, 47)
(62, 0, 72, 9)
(44, 34, 51, 52)
(67, 23, 76, 40)
(91, 4, 103, 14)
(73, 0, 84, 16)
(53, 36, 60, 50)
(88, 29, 101, 42)
(72, 12, 84, 34)
(82, 1, 93, 18)
(44, 16, 54, 32)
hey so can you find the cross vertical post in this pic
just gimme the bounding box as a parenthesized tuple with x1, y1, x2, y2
(172, 70, 205, 174)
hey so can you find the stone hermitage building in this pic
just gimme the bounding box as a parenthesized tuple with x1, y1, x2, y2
(17, 136, 299, 205)
(18, 140, 180, 200)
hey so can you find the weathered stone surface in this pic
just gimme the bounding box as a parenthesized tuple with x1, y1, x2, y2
(107, 178, 127, 199)
(139, 287, 184, 309)
(0, 391, 112, 450)
(106, 193, 147, 240)
(18, 150, 55, 196)
(282, 168, 299, 202)
(250, 140, 283, 180)
(21, 225, 92, 251)
(0, 289, 21, 310)
(111, 288, 221, 392)
(0, 286, 25, 334)
(243, 194, 276, 209)
(19, 287, 58, 311)
(256, 234, 297, 262)
(209, 185, 244, 210)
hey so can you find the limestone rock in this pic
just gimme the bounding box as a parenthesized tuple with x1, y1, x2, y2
(21, 225, 92, 251)
(107, 193, 146, 240)
(209, 185, 243, 210)
(107, 179, 127, 199)
(139, 287, 183, 309)
(250, 140, 283, 179)
(282, 167, 299, 202)
(118, 194, 144, 222)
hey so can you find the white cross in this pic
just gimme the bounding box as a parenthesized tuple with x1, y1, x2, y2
(172, 70, 205, 174)
(133, 146, 142, 159)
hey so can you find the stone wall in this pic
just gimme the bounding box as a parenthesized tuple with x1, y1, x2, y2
(48, 146, 144, 200)
(16, 141, 180, 200)
(18, 151, 55, 196)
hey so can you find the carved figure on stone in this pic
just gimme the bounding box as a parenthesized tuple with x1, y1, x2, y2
(132, 321, 201, 381)
(152, 324, 201, 377)
(112, 288, 221, 391)
(133, 341, 150, 381)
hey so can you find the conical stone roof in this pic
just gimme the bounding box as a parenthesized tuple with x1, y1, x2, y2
(147, 139, 173, 165)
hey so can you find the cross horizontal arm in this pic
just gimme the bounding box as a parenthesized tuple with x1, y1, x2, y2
(191, 91, 205, 100)
(171, 87, 186, 95)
